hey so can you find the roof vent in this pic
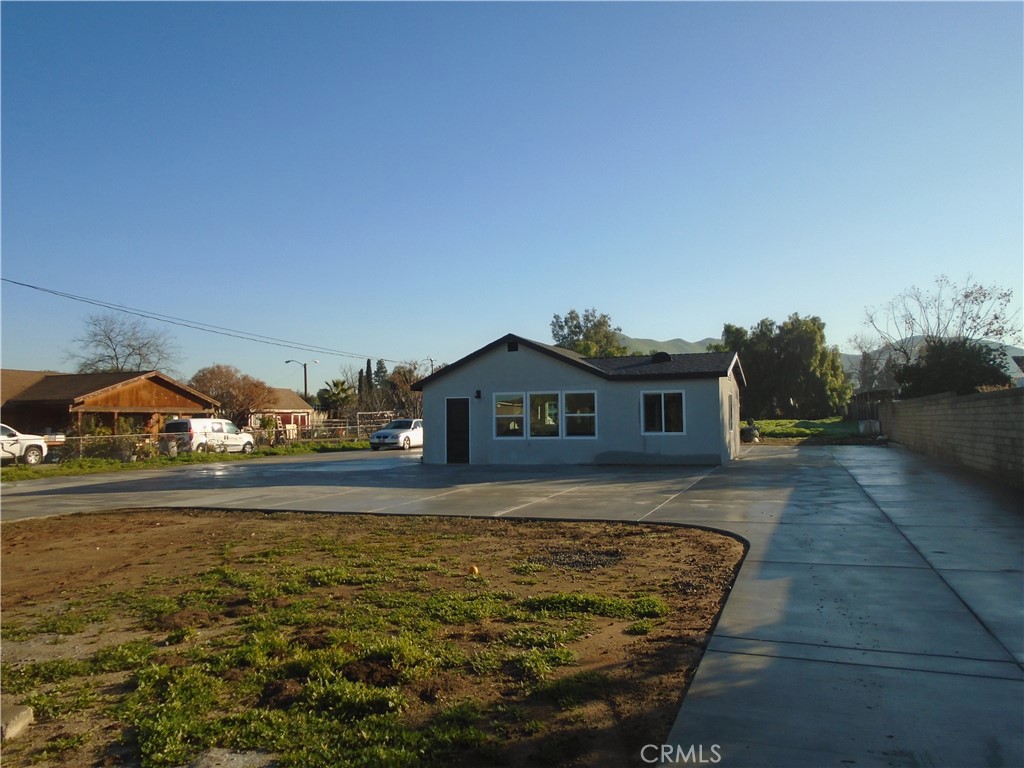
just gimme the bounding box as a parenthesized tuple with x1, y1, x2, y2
(651, 351, 671, 364)
(507, 341, 519, 352)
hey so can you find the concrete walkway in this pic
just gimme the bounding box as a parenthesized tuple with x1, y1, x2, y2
(657, 446, 1023, 768)
(2, 445, 1021, 766)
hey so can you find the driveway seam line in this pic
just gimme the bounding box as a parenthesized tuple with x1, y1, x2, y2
(715, 633, 1019, 665)
(830, 447, 1023, 670)
(707, 645, 1022, 681)
(492, 485, 588, 517)
(637, 466, 718, 521)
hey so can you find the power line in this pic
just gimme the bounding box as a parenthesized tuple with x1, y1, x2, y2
(2, 277, 404, 364)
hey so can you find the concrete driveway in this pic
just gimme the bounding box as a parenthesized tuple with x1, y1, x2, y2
(2, 445, 1021, 767)
(656, 446, 1022, 768)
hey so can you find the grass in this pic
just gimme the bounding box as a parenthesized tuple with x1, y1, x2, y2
(0, 440, 370, 482)
(0, 520, 693, 768)
(754, 416, 864, 442)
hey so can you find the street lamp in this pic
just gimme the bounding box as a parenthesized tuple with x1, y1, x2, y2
(285, 359, 319, 400)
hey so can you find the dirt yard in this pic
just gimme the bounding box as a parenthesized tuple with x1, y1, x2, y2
(1, 509, 745, 768)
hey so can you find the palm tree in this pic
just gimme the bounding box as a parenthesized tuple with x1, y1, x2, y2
(317, 379, 354, 419)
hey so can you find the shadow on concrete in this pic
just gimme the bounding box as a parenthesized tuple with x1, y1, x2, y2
(659, 445, 1023, 767)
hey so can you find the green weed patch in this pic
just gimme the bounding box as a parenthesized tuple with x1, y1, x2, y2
(1, 511, 744, 768)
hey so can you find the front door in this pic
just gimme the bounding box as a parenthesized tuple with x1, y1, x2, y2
(445, 398, 470, 464)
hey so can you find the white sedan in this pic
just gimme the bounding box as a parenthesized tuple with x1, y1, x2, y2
(369, 419, 423, 451)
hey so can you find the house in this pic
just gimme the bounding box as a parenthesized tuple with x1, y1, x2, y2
(248, 388, 315, 429)
(0, 369, 219, 435)
(411, 333, 745, 466)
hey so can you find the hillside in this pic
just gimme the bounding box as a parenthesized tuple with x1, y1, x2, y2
(617, 335, 722, 355)
(619, 334, 1023, 387)
(840, 339, 1024, 386)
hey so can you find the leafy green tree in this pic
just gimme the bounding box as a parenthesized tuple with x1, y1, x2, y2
(709, 314, 851, 419)
(550, 308, 630, 357)
(374, 359, 390, 391)
(895, 338, 1011, 398)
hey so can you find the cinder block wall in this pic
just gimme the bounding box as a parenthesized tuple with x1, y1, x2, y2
(879, 388, 1024, 489)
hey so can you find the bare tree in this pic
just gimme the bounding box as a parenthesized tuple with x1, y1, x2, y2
(386, 361, 424, 418)
(862, 275, 1020, 366)
(65, 313, 180, 373)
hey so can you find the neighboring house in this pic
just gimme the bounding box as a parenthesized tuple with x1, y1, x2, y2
(0, 369, 219, 435)
(248, 388, 315, 429)
(412, 333, 745, 466)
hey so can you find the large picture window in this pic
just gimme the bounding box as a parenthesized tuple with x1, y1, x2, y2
(564, 392, 597, 437)
(642, 392, 685, 433)
(495, 393, 524, 437)
(495, 391, 598, 440)
(529, 393, 560, 437)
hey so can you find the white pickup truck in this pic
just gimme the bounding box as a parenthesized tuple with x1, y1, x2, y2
(1, 423, 49, 465)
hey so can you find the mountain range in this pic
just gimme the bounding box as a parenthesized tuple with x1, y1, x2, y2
(617, 334, 1024, 384)
(617, 336, 723, 356)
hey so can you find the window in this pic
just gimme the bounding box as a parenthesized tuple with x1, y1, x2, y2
(642, 392, 685, 433)
(495, 391, 598, 440)
(564, 392, 597, 437)
(529, 393, 559, 437)
(495, 394, 524, 437)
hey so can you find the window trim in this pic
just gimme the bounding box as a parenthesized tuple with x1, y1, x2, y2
(528, 391, 561, 438)
(492, 390, 599, 440)
(494, 392, 525, 439)
(563, 390, 598, 439)
(641, 390, 686, 435)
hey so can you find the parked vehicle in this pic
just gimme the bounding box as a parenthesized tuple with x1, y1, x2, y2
(163, 418, 255, 454)
(369, 419, 423, 451)
(0, 423, 49, 465)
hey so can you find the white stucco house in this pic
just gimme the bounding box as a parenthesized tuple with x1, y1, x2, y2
(412, 333, 746, 466)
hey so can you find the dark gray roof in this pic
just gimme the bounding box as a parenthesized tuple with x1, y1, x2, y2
(585, 351, 744, 379)
(413, 334, 745, 390)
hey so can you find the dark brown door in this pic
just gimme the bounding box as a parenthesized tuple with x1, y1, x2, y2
(445, 398, 470, 464)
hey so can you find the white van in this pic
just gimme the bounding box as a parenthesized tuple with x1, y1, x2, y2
(164, 418, 255, 454)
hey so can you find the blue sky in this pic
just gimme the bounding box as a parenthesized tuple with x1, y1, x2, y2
(2, 1, 1021, 390)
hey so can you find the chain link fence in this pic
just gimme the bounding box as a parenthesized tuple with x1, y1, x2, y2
(47, 425, 372, 463)
(16, 412, 402, 464)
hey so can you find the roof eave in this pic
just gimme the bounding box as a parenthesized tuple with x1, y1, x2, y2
(412, 334, 607, 391)
(731, 354, 747, 388)
(413, 335, 746, 389)
(67, 371, 221, 408)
